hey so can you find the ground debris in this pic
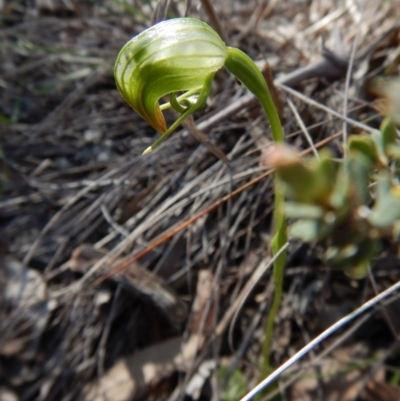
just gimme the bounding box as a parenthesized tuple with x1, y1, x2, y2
(1, 1, 400, 400)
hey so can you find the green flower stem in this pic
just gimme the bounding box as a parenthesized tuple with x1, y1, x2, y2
(225, 48, 284, 143)
(226, 47, 287, 386)
(260, 177, 287, 391)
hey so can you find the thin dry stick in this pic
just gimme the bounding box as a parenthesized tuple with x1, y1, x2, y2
(265, 311, 373, 400)
(277, 84, 378, 134)
(77, 143, 245, 288)
(227, 243, 290, 344)
(287, 99, 319, 159)
(152, 0, 172, 23)
(343, 3, 362, 156)
(368, 268, 399, 339)
(96, 285, 122, 379)
(352, 340, 400, 401)
(23, 184, 97, 267)
(184, 0, 192, 17)
(200, 0, 230, 45)
(97, 132, 342, 283)
(304, 7, 346, 36)
(239, 279, 400, 401)
(184, 116, 230, 164)
(23, 156, 141, 266)
(96, 169, 274, 283)
(101, 204, 130, 238)
(53, 132, 341, 298)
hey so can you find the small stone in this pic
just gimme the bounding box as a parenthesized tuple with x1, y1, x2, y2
(97, 151, 110, 162)
(84, 129, 102, 143)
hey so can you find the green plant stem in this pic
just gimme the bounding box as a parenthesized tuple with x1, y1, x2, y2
(261, 177, 287, 376)
(225, 48, 284, 143)
(225, 47, 287, 389)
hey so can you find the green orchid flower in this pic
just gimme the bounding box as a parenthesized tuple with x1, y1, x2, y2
(114, 17, 283, 154)
(114, 17, 286, 378)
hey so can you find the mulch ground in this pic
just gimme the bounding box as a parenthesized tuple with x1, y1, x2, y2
(1, 1, 400, 400)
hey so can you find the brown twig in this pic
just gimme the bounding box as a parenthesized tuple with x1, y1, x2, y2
(200, 0, 230, 45)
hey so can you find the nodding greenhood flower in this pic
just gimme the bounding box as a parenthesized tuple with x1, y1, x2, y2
(114, 17, 283, 154)
(115, 19, 287, 372)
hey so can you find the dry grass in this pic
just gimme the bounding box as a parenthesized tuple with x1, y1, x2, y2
(1, 1, 400, 400)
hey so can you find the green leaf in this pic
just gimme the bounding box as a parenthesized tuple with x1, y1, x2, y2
(345, 259, 371, 279)
(274, 148, 337, 204)
(324, 238, 378, 275)
(285, 202, 324, 219)
(218, 367, 247, 401)
(346, 157, 371, 205)
(0, 113, 11, 124)
(375, 78, 400, 125)
(289, 219, 323, 242)
(348, 134, 380, 166)
(369, 174, 400, 228)
(380, 117, 397, 151)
